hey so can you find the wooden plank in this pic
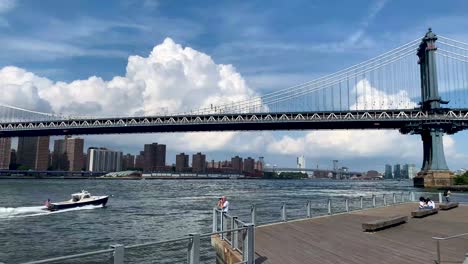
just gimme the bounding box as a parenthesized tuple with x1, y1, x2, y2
(253, 203, 468, 264)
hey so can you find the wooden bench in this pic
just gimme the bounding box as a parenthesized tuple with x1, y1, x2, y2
(439, 202, 459, 210)
(362, 215, 408, 232)
(411, 208, 438, 218)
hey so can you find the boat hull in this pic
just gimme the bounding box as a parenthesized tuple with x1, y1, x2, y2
(48, 196, 108, 211)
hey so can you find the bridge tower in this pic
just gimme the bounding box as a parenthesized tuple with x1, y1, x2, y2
(412, 28, 453, 187)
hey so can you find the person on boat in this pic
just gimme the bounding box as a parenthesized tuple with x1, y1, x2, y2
(418, 196, 426, 209)
(221, 196, 229, 213)
(44, 199, 51, 207)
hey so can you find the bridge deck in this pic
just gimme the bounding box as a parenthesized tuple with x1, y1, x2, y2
(254, 203, 468, 264)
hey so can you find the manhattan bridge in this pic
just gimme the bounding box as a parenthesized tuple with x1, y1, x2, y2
(1, 29, 468, 187)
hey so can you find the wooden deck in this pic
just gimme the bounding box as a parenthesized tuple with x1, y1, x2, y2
(254, 203, 468, 264)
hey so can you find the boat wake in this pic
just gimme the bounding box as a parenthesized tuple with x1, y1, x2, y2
(0, 204, 103, 219)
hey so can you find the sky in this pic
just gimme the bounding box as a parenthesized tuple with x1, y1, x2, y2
(1, 0, 468, 172)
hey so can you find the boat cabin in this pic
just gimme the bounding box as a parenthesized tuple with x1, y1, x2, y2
(71, 191, 91, 202)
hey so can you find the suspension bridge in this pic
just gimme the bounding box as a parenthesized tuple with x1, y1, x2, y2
(1, 29, 468, 187)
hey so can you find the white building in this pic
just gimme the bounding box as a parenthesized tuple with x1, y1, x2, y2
(87, 147, 122, 172)
(407, 164, 417, 179)
(297, 155, 306, 174)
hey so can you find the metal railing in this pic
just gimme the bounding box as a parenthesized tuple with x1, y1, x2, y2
(213, 208, 255, 264)
(433, 233, 468, 264)
(21, 223, 254, 264)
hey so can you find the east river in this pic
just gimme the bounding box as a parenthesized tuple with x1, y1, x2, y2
(0, 179, 454, 263)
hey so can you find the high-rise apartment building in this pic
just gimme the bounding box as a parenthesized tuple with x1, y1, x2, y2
(87, 147, 122, 172)
(17, 136, 50, 170)
(384, 164, 393, 179)
(231, 156, 243, 173)
(135, 151, 145, 170)
(122, 154, 135, 170)
(143, 143, 166, 171)
(407, 164, 417, 179)
(393, 164, 401, 179)
(297, 155, 306, 173)
(0, 137, 11, 169)
(176, 153, 189, 172)
(243, 157, 255, 174)
(52, 139, 68, 170)
(66, 137, 84, 171)
(192, 152, 206, 173)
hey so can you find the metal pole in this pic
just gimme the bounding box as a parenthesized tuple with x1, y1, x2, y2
(393, 193, 396, 204)
(212, 208, 218, 233)
(306, 200, 311, 218)
(410, 191, 415, 202)
(360, 196, 363, 209)
(111, 244, 124, 264)
(372, 195, 376, 207)
(383, 194, 387, 206)
(243, 224, 255, 264)
(233, 217, 239, 250)
(439, 192, 443, 204)
(188, 234, 200, 264)
(250, 204, 256, 226)
(401, 192, 404, 203)
(345, 198, 349, 212)
(328, 198, 332, 215)
(436, 240, 441, 264)
(281, 202, 287, 222)
(230, 216, 236, 245)
(220, 212, 225, 240)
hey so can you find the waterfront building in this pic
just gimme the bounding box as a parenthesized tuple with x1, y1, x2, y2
(0, 137, 11, 169)
(122, 153, 135, 170)
(17, 136, 50, 170)
(192, 152, 206, 173)
(143, 143, 166, 171)
(9, 149, 16, 168)
(393, 164, 401, 179)
(135, 151, 145, 170)
(297, 155, 306, 173)
(231, 156, 243, 173)
(243, 157, 255, 174)
(87, 147, 122, 172)
(52, 139, 67, 170)
(384, 164, 393, 179)
(66, 137, 84, 171)
(407, 164, 417, 179)
(176, 153, 189, 172)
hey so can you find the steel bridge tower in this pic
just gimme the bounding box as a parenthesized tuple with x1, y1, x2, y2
(409, 28, 453, 187)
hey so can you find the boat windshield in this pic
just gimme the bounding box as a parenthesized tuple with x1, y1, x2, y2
(72, 194, 81, 202)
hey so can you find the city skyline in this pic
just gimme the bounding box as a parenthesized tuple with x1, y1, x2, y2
(0, 0, 467, 172)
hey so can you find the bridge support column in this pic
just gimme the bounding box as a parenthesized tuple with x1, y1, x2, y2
(414, 129, 453, 188)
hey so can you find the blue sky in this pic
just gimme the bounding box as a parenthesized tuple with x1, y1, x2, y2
(1, 0, 468, 171)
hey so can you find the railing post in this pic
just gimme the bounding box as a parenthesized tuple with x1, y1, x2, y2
(230, 216, 237, 245)
(383, 194, 387, 206)
(232, 217, 239, 250)
(243, 224, 255, 264)
(439, 192, 443, 204)
(401, 192, 404, 203)
(212, 208, 218, 233)
(111, 244, 124, 264)
(393, 193, 396, 204)
(188, 233, 200, 264)
(372, 195, 376, 207)
(328, 198, 332, 215)
(306, 200, 311, 218)
(345, 198, 349, 212)
(360, 196, 363, 209)
(281, 202, 287, 222)
(220, 212, 225, 240)
(410, 191, 415, 202)
(436, 240, 441, 264)
(250, 204, 256, 226)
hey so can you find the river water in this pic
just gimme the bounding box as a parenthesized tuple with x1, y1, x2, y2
(0, 179, 447, 263)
